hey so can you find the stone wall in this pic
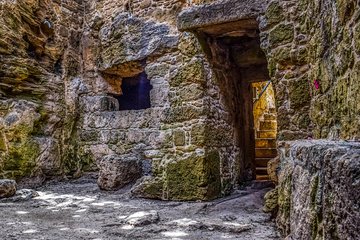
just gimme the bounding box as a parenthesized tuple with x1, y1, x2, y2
(0, 0, 87, 184)
(0, 0, 244, 198)
(259, 1, 360, 238)
(259, 0, 360, 141)
(75, 0, 241, 200)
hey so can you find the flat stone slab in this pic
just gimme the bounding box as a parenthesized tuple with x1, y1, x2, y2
(177, 0, 265, 31)
(0, 179, 17, 198)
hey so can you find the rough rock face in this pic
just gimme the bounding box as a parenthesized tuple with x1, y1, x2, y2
(0, 0, 273, 200)
(275, 140, 360, 239)
(0, 0, 89, 182)
(259, 0, 360, 141)
(0, 179, 17, 198)
(97, 155, 142, 190)
(258, 1, 360, 238)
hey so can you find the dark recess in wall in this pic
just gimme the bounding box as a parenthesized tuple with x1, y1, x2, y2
(115, 71, 152, 110)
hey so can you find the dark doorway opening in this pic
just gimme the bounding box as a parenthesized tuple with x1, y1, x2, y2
(196, 21, 277, 182)
(115, 72, 153, 111)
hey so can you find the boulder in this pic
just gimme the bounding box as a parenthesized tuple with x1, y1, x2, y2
(0, 179, 17, 198)
(97, 155, 142, 190)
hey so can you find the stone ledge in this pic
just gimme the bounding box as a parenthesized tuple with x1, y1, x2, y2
(177, 0, 266, 31)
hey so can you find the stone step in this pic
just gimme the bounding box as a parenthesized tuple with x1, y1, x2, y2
(256, 174, 270, 181)
(255, 148, 277, 158)
(255, 158, 273, 167)
(260, 120, 277, 131)
(256, 167, 268, 175)
(255, 139, 276, 148)
(257, 130, 277, 138)
(263, 113, 277, 121)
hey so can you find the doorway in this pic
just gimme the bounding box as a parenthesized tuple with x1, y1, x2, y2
(195, 21, 278, 182)
(252, 81, 277, 180)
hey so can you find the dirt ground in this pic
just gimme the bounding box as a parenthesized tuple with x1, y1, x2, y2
(0, 175, 280, 240)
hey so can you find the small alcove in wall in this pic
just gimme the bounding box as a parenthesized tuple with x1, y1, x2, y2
(114, 71, 153, 111)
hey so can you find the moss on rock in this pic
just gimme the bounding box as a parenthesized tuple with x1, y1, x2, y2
(288, 77, 311, 109)
(165, 150, 221, 201)
(265, 2, 285, 27)
(269, 24, 294, 47)
(263, 188, 279, 217)
(4, 139, 40, 179)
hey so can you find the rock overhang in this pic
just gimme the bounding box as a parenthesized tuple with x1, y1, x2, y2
(177, 0, 266, 36)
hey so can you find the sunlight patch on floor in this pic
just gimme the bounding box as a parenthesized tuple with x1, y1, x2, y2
(162, 229, 189, 237)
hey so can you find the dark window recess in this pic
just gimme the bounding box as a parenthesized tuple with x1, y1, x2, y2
(54, 58, 62, 75)
(115, 72, 152, 110)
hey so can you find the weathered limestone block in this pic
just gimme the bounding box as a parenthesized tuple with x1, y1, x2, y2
(99, 13, 178, 72)
(97, 155, 142, 190)
(276, 140, 360, 239)
(0, 100, 42, 179)
(169, 58, 206, 87)
(80, 96, 119, 112)
(173, 130, 186, 146)
(35, 137, 61, 176)
(164, 105, 205, 123)
(132, 150, 221, 201)
(177, 0, 265, 31)
(131, 176, 165, 199)
(0, 179, 17, 198)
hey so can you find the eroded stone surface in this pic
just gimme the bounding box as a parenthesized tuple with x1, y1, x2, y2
(0, 179, 17, 198)
(0, 0, 90, 182)
(97, 155, 142, 190)
(78, 0, 242, 200)
(276, 140, 360, 239)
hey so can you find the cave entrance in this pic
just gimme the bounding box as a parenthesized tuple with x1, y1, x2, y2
(185, 19, 277, 182)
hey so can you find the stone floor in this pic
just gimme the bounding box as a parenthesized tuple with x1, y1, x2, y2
(0, 175, 280, 240)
